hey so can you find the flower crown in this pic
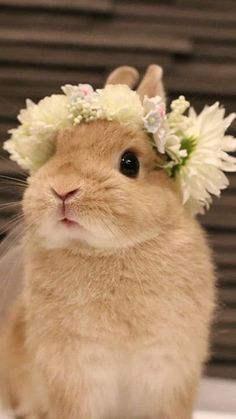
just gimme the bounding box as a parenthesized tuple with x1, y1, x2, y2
(4, 83, 236, 215)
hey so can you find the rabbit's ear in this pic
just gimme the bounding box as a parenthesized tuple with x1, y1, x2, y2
(137, 65, 165, 102)
(105, 66, 139, 88)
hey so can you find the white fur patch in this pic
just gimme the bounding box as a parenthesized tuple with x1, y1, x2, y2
(38, 214, 159, 250)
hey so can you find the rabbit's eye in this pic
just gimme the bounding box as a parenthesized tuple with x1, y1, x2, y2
(120, 151, 140, 178)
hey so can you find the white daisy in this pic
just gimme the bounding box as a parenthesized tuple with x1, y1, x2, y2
(175, 103, 236, 214)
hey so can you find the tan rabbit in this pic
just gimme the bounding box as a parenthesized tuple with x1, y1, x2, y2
(0, 65, 215, 419)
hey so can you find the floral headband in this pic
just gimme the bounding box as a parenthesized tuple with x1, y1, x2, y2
(3, 83, 236, 215)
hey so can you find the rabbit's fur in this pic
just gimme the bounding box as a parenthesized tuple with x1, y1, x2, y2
(0, 66, 215, 419)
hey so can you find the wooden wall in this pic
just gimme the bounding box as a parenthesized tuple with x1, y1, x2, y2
(0, 0, 235, 379)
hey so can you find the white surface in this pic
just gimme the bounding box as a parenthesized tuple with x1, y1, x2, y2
(197, 378, 236, 414)
(195, 413, 236, 419)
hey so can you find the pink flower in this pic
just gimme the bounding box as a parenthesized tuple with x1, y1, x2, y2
(143, 96, 166, 133)
(143, 95, 166, 116)
(61, 84, 94, 100)
(143, 109, 162, 134)
(77, 84, 94, 98)
(158, 102, 166, 119)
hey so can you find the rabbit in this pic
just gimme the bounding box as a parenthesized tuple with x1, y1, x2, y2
(0, 65, 216, 419)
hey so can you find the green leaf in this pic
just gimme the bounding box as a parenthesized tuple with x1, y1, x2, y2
(171, 135, 197, 177)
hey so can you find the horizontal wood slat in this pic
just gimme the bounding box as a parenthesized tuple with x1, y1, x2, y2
(194, 42, 236, 61)
(177, 0, 236, 10)
(114, 2, 236, 26)
(0, 44, 171, 71)
(0, 27, 192, 54)
(200, 200, 236, 230)
(0, 10, 91, 29)
(0, 0, 112, 13)
(218, 269, 236, 286)
(166, 74, 236, 97)
(207, 363, 236, 380)
(108, 17, 236, 44)
(218, 288, 236, 307)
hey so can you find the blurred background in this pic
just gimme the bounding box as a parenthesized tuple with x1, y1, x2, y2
(0, 0, 235, 380)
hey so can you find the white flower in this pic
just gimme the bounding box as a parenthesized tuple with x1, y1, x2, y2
(143, 95, 167, 153)
(97, 84, 144, 127)
(143, 96, 166, 132)
(143, 95, 164, 114)
(175, 103, 236, 214)
(165, 133, 187, 164)
(152, 126, 167, 154)
(62, 84, 104, 125)
(4, 94, 70, 172)
(19, 95, 69, 129)
(168, 96, 192, 138)
(170, 95, 190, 114)
(143, 109, 162, 134)
(62, 83, 94, 99)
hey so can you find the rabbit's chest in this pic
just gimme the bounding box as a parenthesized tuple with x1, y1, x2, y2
(63, 273, 169, 342)
(29, 254, 161, 337)
(28, 249, 198, 342)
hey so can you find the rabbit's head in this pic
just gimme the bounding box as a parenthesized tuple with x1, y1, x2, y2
(23, 66, 183, 250)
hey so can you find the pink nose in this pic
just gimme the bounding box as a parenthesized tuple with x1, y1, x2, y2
(51, 187, 79, 202)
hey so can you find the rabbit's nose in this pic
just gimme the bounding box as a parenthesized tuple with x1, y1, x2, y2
(51, 187, 79, 202)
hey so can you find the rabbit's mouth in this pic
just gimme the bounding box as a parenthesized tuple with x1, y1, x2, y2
(59, 217, 79, 228)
